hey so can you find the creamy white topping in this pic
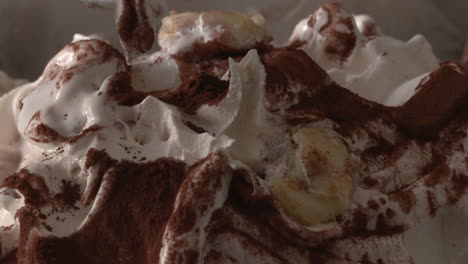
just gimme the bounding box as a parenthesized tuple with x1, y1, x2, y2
(289, 7, 439, 106)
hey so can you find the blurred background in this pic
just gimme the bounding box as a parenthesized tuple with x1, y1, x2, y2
(0, 0, 466, 80)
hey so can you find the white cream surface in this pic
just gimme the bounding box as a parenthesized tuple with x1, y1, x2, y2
(289, 6, 439, 106)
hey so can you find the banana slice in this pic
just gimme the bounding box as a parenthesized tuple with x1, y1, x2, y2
(269, 127, 354, 226)
(158, 11, 268, 55)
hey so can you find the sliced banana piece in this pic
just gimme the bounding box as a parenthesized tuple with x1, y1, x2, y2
(158, 11, 268, 55)
(269, 127, 354, 226)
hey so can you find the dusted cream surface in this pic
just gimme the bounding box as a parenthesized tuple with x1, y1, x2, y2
(0, 1, 466, 263)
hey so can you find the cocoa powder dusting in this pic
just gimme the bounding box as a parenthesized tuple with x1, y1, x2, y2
(264, 48, 468, 144)
(4, 7, 468, 263)
(1, 169, 50, 207)
(66, 125, 102, 144)
(82, 149, 117, 205)
(106, 69, 230, 115)
(54, 180, 81, 210)
(155, 73, 229, 115)
(262, 48, 391, 124)
(52, 40, 126, 90)
(309, 2, 357, 63)
(360, 21, 379, 37)
(385, 208, 396, 218)
(426, 191, 438, 216)
(17, 155, 188, 264)
(16, 208, 41, 264)
(367, 200, 380, 211)
(389, 190, 416, 214)
(262, 48, 328, 108)
(168, 153, 229, 234)
(184, 120, 207, 134)
(24, 111, 66, 143)
(117, 0, 155, 53)
(174, 41, 273, 63)
(447, 174, 468, 205)
(424, 164, 450, 187)
(374, 213, 406, 235)
(105, 71, 147, 106)
(207, 171, 299, 255)
(343, 210, 369, 236)
(395, 63, 468, 139)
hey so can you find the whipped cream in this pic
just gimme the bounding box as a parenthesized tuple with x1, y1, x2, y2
(0, 1, 467, 263)
(289, 3, 439, 106)
(0, 38, 233, 259)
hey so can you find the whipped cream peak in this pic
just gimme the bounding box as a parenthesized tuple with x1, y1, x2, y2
(16, 40, 127, 143)
(353, 14, 383, 37)
(289, 2, 362, 69)
(289, 2, 440, 107)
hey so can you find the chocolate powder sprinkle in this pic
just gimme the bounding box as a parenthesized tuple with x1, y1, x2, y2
(389, 190, 416, 214)
(16, 156, 188, 264)
(1, 169, 50, 207)
(24, 111, 66, 143)
(155, 73, 229, 115)
(117, 0, 155, 53)
(54, 181, 81, 210)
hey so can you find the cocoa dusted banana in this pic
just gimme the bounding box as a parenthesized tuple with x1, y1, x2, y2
(158, 11, 269, 56)
(269, 127, 354, 225)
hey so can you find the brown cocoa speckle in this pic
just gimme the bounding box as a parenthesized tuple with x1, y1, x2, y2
(82, 149, 117, 205)
(448, 174, 468, 204)
(367, 200, 380, 211)
(1, 169, 50, 207)
(424, 164, 450, 187)
(17, 155, 188, 263)
(155, 74, 229, 115)
(168, 153, 230, 235)
(24, 111, 66, 143)
(184, 120, 207, 134)
(375, 213, 406, 235)
(426, 191, 438, 216)
(396, 63, 468, 140)
(360, 20, 380, 37)
(318, 2, 357, 63)
(67, 125, 102, 144)
(385, 208, 395, 218)
(54, 180, 81, 210)
(117, 0, 155, 53)
(389, 190, 416, 214)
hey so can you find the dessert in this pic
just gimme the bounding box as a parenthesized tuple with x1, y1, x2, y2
(0, 1, 467, 263)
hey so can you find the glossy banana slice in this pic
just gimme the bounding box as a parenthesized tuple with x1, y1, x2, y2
(269, 127, 354, 226)
(158, 11, 267, 55)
